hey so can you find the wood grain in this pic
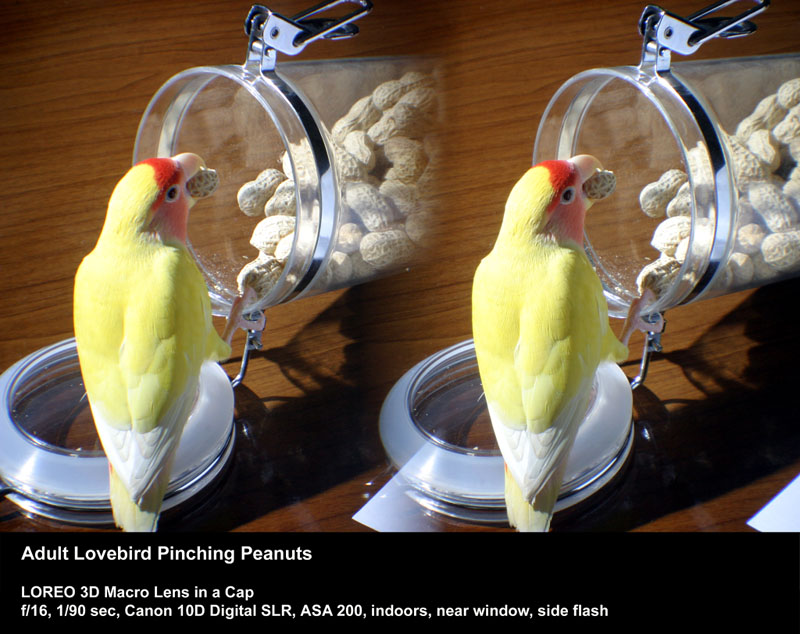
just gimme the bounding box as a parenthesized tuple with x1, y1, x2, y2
(1, 0, 799, 532)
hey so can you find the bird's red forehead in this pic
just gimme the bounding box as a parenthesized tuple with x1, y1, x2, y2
(140, 158, 180, 190)
(538, 159, 574, 192)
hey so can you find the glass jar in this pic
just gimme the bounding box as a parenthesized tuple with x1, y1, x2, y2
(374, 340, 634, 528)
(134, 53, 440, 316)
(373, 3, 795, 528)
(535, 27, 799, 318)
(0, 2, 442, 525)
(0, 340, 234, 524)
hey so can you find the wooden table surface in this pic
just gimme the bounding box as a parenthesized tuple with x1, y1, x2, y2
(1, 0, 799, 533)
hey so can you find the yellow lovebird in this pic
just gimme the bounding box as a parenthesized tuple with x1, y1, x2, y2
(472, 156, 628, 532)
(74, 154, 236, 532)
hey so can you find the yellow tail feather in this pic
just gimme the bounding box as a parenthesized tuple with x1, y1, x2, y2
(108, 465, 172, 532)
(504, 464, 563, 532)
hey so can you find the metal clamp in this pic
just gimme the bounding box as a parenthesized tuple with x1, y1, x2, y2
(630, 315, 666, 391)
(630, 1, 769, 390)
(231, 314, 267, 389)
(245, 1, 373, 72)
(640, 1, 769, 69)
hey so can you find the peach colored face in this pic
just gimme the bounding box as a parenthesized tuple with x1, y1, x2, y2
(141, 154, 203, 243)
(540, 155, 601, 245)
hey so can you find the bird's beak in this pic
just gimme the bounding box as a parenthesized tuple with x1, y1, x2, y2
(569, 154, 604, 210)
(174, 152, 205, 181)
(174, 153, 219, 206)
(173, 153, 206, 208)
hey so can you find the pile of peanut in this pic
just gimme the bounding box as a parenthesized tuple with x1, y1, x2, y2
(637, 77, 800, 299)
(235, 70, 439, 304)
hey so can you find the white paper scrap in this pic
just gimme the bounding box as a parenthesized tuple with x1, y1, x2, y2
(352, 473, 438, 532)
(747, 472, 800, 532)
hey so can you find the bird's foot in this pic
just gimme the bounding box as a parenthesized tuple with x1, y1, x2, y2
(224, 286, 266, 345)
(621, 288, 664, 347)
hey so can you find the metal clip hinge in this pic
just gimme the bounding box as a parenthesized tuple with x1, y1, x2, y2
(245, 1, 372, 71)
(231, 313, 266, 389)
(630, 313, 666, 391)
(639, 0, 769, 70)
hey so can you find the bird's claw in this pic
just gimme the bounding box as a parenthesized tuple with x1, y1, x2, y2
(223, 286, 265, 345)
(621, 288, 663, 347)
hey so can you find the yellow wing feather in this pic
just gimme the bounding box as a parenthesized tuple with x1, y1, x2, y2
(473, 239, 626, 502)
(473, 241, 625, 430)
(74, 236, 230, 501)
(472, 159, 628, 530)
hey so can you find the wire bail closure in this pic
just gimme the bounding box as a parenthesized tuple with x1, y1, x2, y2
(233, 2, 372, 386)
(245, 1, 373, 72)
(630, 1, 769, 388)
(630, 318, 666, 391)
(639, 0, 769, 71)
(231, 319, 266, 389)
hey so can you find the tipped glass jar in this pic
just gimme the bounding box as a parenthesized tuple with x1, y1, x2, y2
(135, 48, 440, 317)
(534, 5, 799, 320)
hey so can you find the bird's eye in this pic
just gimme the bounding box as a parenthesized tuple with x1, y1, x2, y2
(165, 185, 181, 203)
(560, 186, 576, 204)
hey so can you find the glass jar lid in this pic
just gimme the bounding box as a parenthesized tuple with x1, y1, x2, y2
(134, 1, 377, 316)
(0, 339, 234, 525)
(135, 53, 440, 319)
(134, 62, 334, 315)
(379, 340, 634, 523)
(534, 3, 792, 320)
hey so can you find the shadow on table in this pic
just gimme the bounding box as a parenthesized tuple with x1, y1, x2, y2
(165, 291, 391, 531)
(554, 278, 800, 531)
(168, 276, 800, 532)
